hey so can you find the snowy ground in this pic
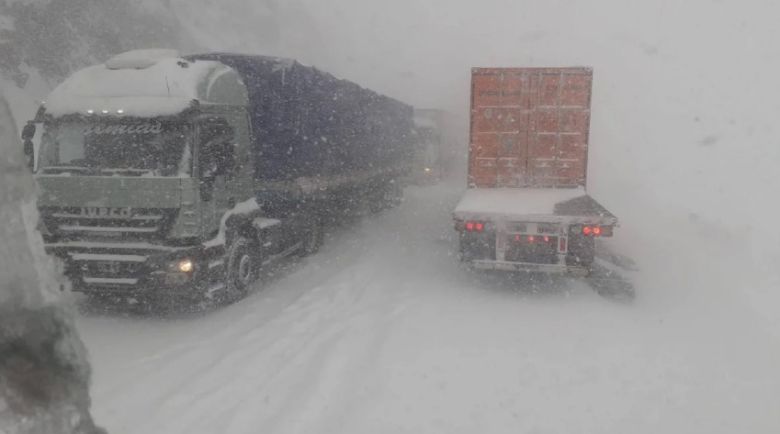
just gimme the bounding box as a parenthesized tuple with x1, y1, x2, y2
(75, 183, 780, 434)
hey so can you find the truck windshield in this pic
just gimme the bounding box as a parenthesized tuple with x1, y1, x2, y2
(37, 120, 191, 176)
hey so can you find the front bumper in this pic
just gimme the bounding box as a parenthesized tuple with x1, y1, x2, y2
(45, 241, 223, 296)
(469, 259, 590, 277)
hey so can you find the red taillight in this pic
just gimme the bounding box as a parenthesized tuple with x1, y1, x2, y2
(582, 226, 592, 235)
(581, 225, 612, 237)
(543, 236, 550, 243)
(527, 235, 535, 243)
(464, 221, 486, 233)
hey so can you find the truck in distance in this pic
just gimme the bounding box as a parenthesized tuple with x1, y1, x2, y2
(23, 49, 414, 306)
(410, 108, 447, 185)
(454, 67, 617, 276)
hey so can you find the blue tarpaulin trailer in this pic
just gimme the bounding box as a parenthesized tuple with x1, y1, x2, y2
(188, 53, 415, 184)
(29, 49, 416, 302)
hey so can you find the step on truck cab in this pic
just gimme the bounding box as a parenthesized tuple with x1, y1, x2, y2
(23, 49, 414, 304)
(454, 67, 617, 276)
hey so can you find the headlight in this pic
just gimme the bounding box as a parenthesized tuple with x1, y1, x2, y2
(175, 259, 194, 273)
(424, 167, 432, 173)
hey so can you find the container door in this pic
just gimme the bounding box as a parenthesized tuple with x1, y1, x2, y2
(469, 67, 592, 188)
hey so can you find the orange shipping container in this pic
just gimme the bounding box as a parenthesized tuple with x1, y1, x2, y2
(469, 67, 593, 188)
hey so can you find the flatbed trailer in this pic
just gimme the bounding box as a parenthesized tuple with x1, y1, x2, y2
(454, 187, 616, 276)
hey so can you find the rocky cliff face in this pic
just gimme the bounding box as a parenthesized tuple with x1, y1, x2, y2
(0, 0, 321, 127)
(0, 0, 181, 84)
(0, 93, 105, 434)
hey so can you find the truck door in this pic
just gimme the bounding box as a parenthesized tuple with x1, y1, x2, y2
(197, 117, 237, 238)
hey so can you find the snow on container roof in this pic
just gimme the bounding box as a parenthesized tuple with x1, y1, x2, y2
(453, 187, 589, 220)
(45, 49, 248, 118)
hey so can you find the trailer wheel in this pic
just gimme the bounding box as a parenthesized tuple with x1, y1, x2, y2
(224, 236, 256, 301)
(301, 219, 324, 256)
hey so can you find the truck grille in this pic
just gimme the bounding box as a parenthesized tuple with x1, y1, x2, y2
(41, 207, 176, 241)
(43, 243, 185, 292)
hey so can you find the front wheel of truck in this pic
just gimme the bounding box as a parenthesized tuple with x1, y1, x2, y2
(223, 236, 257, 302)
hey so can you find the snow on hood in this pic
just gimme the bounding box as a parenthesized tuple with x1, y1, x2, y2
(45, 50, 246, 118)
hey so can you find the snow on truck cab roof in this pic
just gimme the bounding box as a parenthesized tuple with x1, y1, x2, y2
(44, 49, 249, 118)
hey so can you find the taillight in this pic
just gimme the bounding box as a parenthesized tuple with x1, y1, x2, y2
(580, 225, 614, 237)
(464, 220, 486, 233)
(582, 226, 592, 235)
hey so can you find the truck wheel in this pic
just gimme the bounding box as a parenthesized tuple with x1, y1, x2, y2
(301, 219, 324, 256)
(224, 236, 256, 301)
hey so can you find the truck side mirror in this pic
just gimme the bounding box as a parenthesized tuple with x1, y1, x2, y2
(21, 123, 36, 170)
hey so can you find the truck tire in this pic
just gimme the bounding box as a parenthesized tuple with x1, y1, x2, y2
(224, 236, 257, 301)
(301, 219, 324, 256)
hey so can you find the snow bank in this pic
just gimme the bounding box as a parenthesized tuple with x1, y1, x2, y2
(0, 94, 104, 433)
(0, 91, 58, 309)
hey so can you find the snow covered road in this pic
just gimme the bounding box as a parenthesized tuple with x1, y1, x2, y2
(76, 184, 780, 434)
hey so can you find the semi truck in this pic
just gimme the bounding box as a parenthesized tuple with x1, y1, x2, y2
(454, 67, 617, 276)
(21, 49, 414, 304)
(410, 109, 445, 184)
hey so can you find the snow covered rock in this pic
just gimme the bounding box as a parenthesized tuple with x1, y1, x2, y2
(0, 94, 104, 434)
